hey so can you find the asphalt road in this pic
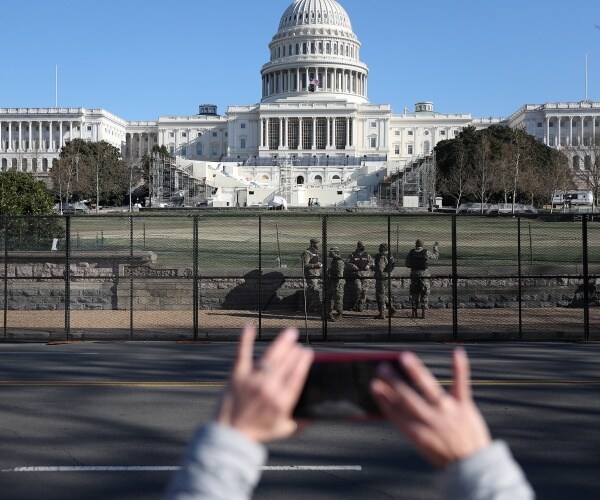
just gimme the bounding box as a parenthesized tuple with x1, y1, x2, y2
(0, 341, 599, 500)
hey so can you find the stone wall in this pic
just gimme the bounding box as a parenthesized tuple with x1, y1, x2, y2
(0, 254, 588, 310)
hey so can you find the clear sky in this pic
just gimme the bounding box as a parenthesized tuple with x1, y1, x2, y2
(1, 0, 598, 121)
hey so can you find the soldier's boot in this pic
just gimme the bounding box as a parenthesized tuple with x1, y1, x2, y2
(421, 307, 426, 319)
(374, 308, 386, 319)
(356, 301, 364, 312)
(389, 306, 397, 318)
(335, 311, 343, 320)
(327, 313, 336, 322)
(411, 307, 418, 318)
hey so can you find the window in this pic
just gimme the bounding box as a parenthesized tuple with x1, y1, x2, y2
(408, 130, 413, 136)
(370, 121, 377, 128)
(181, 147, 187, 156)
(370, 136, 377, 148)
(240, 138, 246, 149)
(407, 144, 413, 154)
(198, 132, 203, 137)
(424, 130, 430, 136)
(196, 143, 203, 155)
(182, 132, 187, 137)
(394, 145, 400, 155)
(211, 144, 217, 156)
(240, 123, 246, 129)
(169, 146, 175, 154)
(537, 122, 542, 127)
(170, 132, 175, 137)
(212, 132, 217, 137)
(395, 130, 400, 136)
(453, 130, 459, 136)
(87, 126, 92, 131)
(440, 130, 446, 136)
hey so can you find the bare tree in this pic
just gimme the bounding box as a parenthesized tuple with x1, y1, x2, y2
(440, 144, 471, 209)
(535, 152, 574, 213)
(568, 136, 600, 208)
(467, 135, 497, 213)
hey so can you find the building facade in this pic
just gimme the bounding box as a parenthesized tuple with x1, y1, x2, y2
(1, 0, 599, 207)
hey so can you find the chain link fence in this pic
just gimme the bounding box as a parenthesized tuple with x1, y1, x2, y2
(1, 213, 598, 342)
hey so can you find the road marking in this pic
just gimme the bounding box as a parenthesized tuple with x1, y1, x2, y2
(2, 465, 362, 473)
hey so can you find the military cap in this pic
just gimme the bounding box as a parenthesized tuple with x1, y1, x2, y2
(356, 240, 365, 249)
(329, 246, 340, 253)
(379, 243, 388, 252)
(415, 239, 425, 248)
(310, 238, 320, 245)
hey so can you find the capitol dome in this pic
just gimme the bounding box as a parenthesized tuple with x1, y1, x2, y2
(261, 0, 369, 105)
(278, 0, 353, 31)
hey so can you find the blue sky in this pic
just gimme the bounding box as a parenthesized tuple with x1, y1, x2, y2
(1, 0, 598, 121)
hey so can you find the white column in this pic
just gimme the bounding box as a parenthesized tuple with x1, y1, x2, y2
(311, 117, 316, 149)
(39, 121, 43, 150)
(28, 121, 32, 151)
(138, 133, 143, 158)
(18, 121, 22, 151)
(8, 122, 12, 151)
(49, 121, 53, 151)
(346, 118, 350, 148)
(326, 117, 331, 147)
(557, 116, 561, 147)
(298, 117, 303, 150)
(80, 120, 84, 139)
(332, 117, 337, 148)
(59, 121, 63, 148)
(265, 119, 270, 149)
(279, 118, 283, 148)
(569, 116, 573, 146)
(545, 117, 550, 145)
(259, 119, 264, 148)
(0, 120, 3, 151)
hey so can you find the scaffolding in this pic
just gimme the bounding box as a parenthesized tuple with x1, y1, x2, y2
(278, 157, 293, 204)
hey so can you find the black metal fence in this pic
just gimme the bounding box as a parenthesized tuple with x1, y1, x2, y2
(1, 212, 599, 342)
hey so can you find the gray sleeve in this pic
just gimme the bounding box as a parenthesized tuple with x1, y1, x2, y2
(435, 441, 535, 500)
(165, 422, 268, 500)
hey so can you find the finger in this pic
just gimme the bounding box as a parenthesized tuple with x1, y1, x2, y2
(375, 364, 435, 423)
(260, 328, 299, 367)
(451, 347, 472, 402)
(234, 324, 257, 377)
(400, 351, 445, 404)
(278, 347, 314, 409)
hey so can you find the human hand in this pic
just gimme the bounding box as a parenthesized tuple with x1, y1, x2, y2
(217, 325, 314, 443)
(370, 348, 491, 469)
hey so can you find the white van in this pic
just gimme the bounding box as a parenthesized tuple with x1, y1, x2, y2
(553, 190, 594, 207)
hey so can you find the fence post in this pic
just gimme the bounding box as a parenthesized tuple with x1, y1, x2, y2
(387, 215, 392, 340)
(583, 215, 590, 341)
(517, 217, 523, 340)
(193, 215, 199, 341)
(451, 214, 458, 341)
(64, 215, 71, 341)
(3, 217, 7, 342)
(129, 216, 134, 341)
(258, 215, 262, 341)
(322, 214, 328, 342)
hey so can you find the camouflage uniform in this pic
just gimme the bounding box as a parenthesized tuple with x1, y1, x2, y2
(405, 239, 439, 318)
(301, 238, 322, 312)
(373, 243, 397, 319)
(345, 241, 372, 312)
(326, 247, 345, 321)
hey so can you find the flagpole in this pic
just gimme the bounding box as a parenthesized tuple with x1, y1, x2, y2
(55, 65, 58, 108)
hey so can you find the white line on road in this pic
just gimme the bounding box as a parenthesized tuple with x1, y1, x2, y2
(2, 465, 362, 473)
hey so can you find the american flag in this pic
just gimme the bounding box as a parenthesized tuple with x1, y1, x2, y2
(309, 77, 320, 87)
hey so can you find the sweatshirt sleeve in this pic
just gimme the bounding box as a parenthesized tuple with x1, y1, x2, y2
(435, 441, 535, 500)
(165, 422, 268, 500)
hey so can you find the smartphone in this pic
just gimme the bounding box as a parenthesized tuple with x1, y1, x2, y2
(293, 351, 409, 420)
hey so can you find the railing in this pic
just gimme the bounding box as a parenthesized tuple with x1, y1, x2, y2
(1, 213, 599, 342)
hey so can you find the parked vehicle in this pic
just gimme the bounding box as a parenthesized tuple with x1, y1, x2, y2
(552, 190, 594, 207)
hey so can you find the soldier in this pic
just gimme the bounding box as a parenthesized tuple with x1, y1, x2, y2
(373, 243, 397, 319)
(301, 238, 323, 312)
(404, 239, 439, 319)
(345, 241, 372, 312)
(326, 246, 345, 321)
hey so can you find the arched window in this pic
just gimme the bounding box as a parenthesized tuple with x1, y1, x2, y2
(573, 156, 581, 170)
(423, 141, 431, 154)
(196, 143, 203, 155)
(331, 175, 341, 184)
(42, 158, 48, 172)
(326, 43, 330, 54)
(296, 175, 305, 185)
(22, 158, 28, 171)
(32, 158, 38, 172)
(261, 175, 270, 181)
(585, 155, 592, 170)
(314, 175, 323, 185)
(1, 158, 7, 171)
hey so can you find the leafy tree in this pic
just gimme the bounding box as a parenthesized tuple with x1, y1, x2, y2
(0, 172, 63, 249)
(0, 171, 55, 216)
(50, 139, 129, 207)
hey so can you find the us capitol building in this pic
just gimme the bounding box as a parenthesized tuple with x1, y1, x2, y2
(1, 0, 599, 208)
